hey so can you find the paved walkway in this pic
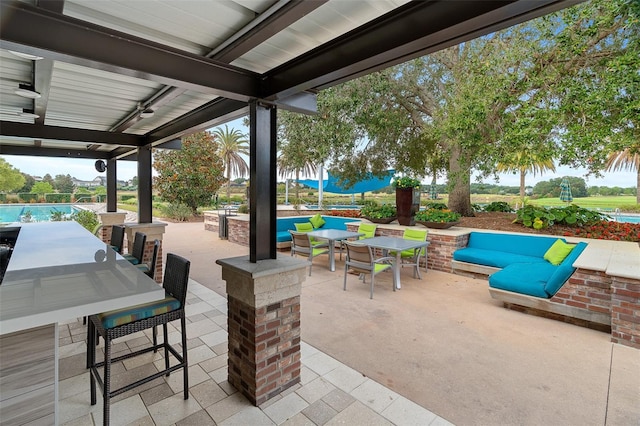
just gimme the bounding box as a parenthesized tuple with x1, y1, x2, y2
(59, 221, 640, 425)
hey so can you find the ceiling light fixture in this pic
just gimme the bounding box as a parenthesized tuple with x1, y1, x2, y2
(137, 101, 155, 119)
(15, 83, 41, 99)
(8, 50, 43, 61)
(18, 108, 40, 119)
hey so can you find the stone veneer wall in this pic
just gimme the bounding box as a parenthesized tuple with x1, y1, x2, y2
(216, 216, 639, 349)
(227, 296, 301, 405)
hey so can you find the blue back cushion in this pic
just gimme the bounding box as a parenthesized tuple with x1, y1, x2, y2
(468, 232, 559, 258)
(322, 216, 360, 231)
(489, 263, 557, 298)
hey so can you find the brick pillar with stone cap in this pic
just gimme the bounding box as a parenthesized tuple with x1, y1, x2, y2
(217, 255, 307, 406)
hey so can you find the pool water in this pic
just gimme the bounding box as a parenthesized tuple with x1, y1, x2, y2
(0, 204, 80, 223)
(611, 214, 640, 224)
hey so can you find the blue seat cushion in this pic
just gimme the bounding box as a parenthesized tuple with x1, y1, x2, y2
(489, 262, 558, 298)
(97, 294, 180, 329)
(122, 253, 140, 265)
(453, 248, 546, 269)
(276, 231, 292, 243)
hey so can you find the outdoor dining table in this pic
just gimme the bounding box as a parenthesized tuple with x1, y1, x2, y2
(354, 235, 430, 290)
(307, 229, 364, 272)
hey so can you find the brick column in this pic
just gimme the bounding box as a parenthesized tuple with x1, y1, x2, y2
(610, 275, 640, 349)
(217, 255, 308, 406)
(124, 222, 167, 283)
(97, 212, 127, 244)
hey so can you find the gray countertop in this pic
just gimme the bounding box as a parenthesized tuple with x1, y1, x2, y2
(0, 221, 164, 335)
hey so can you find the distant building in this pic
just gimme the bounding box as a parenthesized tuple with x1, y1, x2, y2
(72, 176, 103, 187)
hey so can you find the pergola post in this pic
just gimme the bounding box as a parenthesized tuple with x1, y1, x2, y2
(106, 159, 117, 212)
(249, 101, 277, 262)
(137, 145, 153, 224)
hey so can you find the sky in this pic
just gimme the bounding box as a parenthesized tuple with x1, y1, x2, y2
(1, 118, 636, 189)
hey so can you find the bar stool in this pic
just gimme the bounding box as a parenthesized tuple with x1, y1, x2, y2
(122, 232, 146, 265)
(87, 253, 191, 426)
(108, 225, 125, 254)
(135, 239, 160, 278)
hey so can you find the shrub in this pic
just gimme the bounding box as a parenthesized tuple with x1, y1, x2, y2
(237, 204, 249, 213)
(360, 204, 397, 219)
(484, 201, 513, 212)
(72, 210, 99, 232)
(18, 193, 38, 203)
(415, 209, 461, 223)
(45, 193, 72, 203)
(422, 202, 448, 210)
(515, 204, 608, 229)
(120, 194, 136, 202)
(160, 203, 192, 221)
(471, 203, 484, 212)
(0, 194, 6, 202)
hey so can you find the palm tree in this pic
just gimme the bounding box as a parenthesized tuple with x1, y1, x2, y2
(605, 147, 640, 204)
(277, 140, 317, 200)
(213, 125, 249, 201)
(497, 151, 556, 198)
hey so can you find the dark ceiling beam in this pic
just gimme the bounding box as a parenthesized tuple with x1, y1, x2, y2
(146, 98, 248, 145)
(32, 0, 64, 125)
(110, 0, 325, 133)
(0, 1, 260, 102)
(211, 0, 328, 63)
(262, 0, 581, 100)
(0, 145, 111, 159)
(0, 122, 143, 146)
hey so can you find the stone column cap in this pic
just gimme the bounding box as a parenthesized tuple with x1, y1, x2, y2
(217, 255, 308, 278)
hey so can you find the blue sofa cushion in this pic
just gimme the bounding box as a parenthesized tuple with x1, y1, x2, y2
(466, 232, 559, 258)
(275, 216, 362, 243)
(489, 262, 558, 298)
(544, 242, 587, 296)
(276, 231, 292, 243)
(453, 248, 546, 269)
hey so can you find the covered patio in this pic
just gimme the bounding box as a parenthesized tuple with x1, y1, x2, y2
(55, 221, 639, 425)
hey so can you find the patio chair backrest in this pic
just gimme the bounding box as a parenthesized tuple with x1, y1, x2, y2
(163, 253, 191, 306)
(110, 225, 125, 254)
(147, 239, 161, 279)
(290, 230, 312, 250)
(130, 232, 147, 263)
(358, 223, 377, 239)
(345, 242, 374, 271)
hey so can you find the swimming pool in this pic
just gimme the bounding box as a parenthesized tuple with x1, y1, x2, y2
(610, 214, 640, 224)
(0, 204, 81, 223)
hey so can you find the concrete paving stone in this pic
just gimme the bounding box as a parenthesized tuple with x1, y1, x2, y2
(58, 371, 89, 401)
(322, 364, 368, 394)
(58, 391, 101, 424)
(206, 312, 227, 326)
(300, 341, 320, 359)
(59, 336, 73, 346)
(258, 393, 283, 410)
(140, 383, 175, 407)
(92, 394, 149, 426)
(302, 399, 338, 426)
(122, 349, 162, 371)
(324, 400, 393, 426)
(296, 376, 337, 404)
(60, 413, 92, 426)
(190, 378, 229, 408)
(209, 365, 228, 384)
(164, 363, 210, 394)
(200, 329, 228, 347)
(59, 341, 87, 358)
(350, 378, 400, 413)
(187, 343, 217, 364)
(205, 392, 254, 424)
(70, 334, 86, 343)
(262, 392, 310, 424)
(186, 312, 207, 323)
(303, 351, 343, 376)
(300, 365, 320, 386)
(126, 415, 155, 426)
(58, 352, 87, 381)
(429, 416, 455, 426)
(606, 343, 640, 425)
(111, 364, 165, 403)
(186, 318, 223, 338)
(322, 389, 356, 413)
(380, 396, 439, 426)
(281, 412, 316, 426)
(175, 409, 216, 426)
(199, 353, 228, 373)
(147, 392, 203, 426)
(218, 379, 238, 396)
(126, 335, 152, 349)
(212, 341, 229, 355)
(59, 326, 71, 338)
(219, 406, 277, 426)
(186, 300, 218, 316)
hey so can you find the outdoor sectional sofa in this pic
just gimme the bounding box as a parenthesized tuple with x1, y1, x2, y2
(453, 232, 587, 298)
(276, 215, 361, 248)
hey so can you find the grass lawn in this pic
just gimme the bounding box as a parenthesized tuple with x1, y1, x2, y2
(528, 195, 638, 210)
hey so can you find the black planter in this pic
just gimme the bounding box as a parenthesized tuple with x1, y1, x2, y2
(396, 188, 420, 226)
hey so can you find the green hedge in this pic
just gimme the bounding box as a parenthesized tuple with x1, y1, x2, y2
(0, 194, 6, 203)
(18, 193, 38, 202)
(45, 193, 72, 203)
(120, 194, 136, 202)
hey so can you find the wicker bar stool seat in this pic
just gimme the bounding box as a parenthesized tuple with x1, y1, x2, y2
(87, 253, 190, 426)
(122, 231, 146, 265)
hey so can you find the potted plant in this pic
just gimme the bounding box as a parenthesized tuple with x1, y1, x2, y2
(415, 208, 461, 229)
(360, 204, 397, 224)
(392, 176, 422, 226)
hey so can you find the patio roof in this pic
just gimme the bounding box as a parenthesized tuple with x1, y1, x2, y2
(0, 0, 581, 259)
(0, 0, 578, 160)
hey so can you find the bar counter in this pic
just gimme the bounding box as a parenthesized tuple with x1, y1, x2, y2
(0, 221, 164, 424)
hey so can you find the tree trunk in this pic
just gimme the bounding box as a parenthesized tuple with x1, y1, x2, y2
(637, 168, 640, 205)
(520, 169, 526, 198)
(226, 160, 231, 201)
(295, 169, 300, 200)
(447, 144, 473, 216)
